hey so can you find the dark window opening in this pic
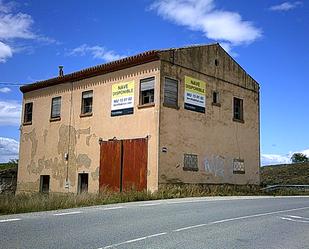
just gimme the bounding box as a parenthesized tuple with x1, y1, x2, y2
(164, 77, 178, 108)
(233, 97, 244, 121)
(40, 175, 50, 193)
(81, 91, 93, 115)
(51, 96, 61, 119)
(78, 173, 88, 193)
(215, 59, 219, 66)
(140, 77, 155, 105)
(24, 102, 33, 124)
(212, 91, 220, 104)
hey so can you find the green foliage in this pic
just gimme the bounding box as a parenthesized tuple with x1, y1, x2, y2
(260, 162, 309, 186)
(0, 185, 262, 215)
(0, 159, 18, 171)
(291, 153, 309, 163)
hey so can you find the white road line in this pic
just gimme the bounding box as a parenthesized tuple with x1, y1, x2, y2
(280, 217, 309, 223)
(173, 206, 309, 232)
(101, 232, 167, 249)
(139, 203, 161, 207)
(0, 218, 21, 223)
(53, 211, 82, 216)
(287, 215, 309, 220)
(174, 223, 207, 232)
(102, 206, 124, 211)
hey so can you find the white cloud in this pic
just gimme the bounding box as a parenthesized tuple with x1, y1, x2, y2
(0, 0, 15, 13)
(68, 44, 124, 62)
(0, 87, 11, 93)
(0, 136, 19, 162)
(0, 41, 12, 62)
(0, 0, 56, 62)
(261, 154, 290, 166)
(0, 12, 35, 40)
(261, 148, 309, 166)
(269, 1, 302, 11)
(0, 100, 21, 126)
(150, 0, 262, 52)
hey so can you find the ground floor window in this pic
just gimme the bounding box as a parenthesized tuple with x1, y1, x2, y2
(183, 154, 199, 171)
(40, 175, 50, 193)
(233, 159, 245, 174)
(78, 173, 88, 193)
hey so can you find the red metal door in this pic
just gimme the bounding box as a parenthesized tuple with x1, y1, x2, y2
(122, 138, 148, 191)
(99, 140, 122, 191)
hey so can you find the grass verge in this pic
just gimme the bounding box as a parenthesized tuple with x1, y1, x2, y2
(1, 184, 307, 215)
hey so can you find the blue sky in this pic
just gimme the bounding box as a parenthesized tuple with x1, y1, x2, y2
(0, 0, 308, 164)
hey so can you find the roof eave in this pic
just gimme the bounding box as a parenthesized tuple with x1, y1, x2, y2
(20, 50, 160, 93)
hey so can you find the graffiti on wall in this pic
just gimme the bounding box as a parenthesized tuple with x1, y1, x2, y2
(203, 155, 225, 178)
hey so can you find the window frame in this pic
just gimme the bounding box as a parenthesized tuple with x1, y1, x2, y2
(183, 153, 199, 172)
(139, 76, 155, 107)
(212, 91, 221, 107)
(40, 175, 50, 193)
(233, 159, 245, 174)
(50, 96, 61, 121)
(23, 102, 33, 125)
(80, 90, 93, 117)
(163, 76, 179, 109)
(233, 97, 244, 122)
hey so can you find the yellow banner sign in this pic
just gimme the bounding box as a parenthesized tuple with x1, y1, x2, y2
(184, 76, 206, 113)
(111, 81, 134, 116)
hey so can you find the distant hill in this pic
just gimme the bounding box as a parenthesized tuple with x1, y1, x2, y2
(260, 162, 309, 186)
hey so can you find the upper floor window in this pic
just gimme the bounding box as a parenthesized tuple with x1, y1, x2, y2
(140, 77, 155, 105)
(212, 91, 220, 106)
(233, 97, 244, 122)
(164, 77, 178, 108)
(51, 96, 61, 119)
(24, 102, 33, 124)
(81, 90, 93, 115)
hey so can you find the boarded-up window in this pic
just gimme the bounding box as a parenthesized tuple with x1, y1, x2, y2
(233, 159, 245, 174)
(51, 97, 61, 119)
(233, 97, 243, 121)
(81, 90, 93, 114)
(183, 154, 198, 171)
(164, 77, 178, 107)
(140, 77, 155, 105)
(24, 102, 33, 124)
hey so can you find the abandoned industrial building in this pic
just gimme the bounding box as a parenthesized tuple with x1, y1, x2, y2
(17, 43, 260, 194)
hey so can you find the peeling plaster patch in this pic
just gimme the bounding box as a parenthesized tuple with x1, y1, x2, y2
(91, 167, 99, 180)
(86, 134, 97, 146)
(204, 155, 225, 178)
(23, 129, 38, 160)
(37, 156, 65, 188)
(43, 130, 48, 144)
(58, 125, 77, 187)
(76, 154, 91, 168)
(57, 125, 96, 188)
(23, 129, 40, 175)
(77, 127, 90, 138)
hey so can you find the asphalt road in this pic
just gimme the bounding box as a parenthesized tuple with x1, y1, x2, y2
(1, 196, 309, 249)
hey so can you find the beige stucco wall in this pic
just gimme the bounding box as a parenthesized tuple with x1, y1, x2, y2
(158, 45, 260, 185)
(17, 61, 161, 193)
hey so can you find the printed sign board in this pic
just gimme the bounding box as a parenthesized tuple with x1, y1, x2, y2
(184, 76, 206, 113)
(111, 81, 134, 116)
